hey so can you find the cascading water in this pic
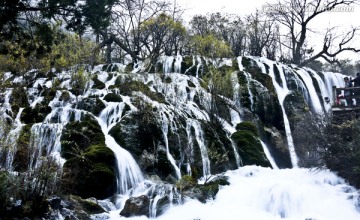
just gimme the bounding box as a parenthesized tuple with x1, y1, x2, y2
(2, 55, 359, 220)
(258, 58, 299, 167)
(159, 110, 181, 179)
(98, 101, 144, 195)
(186, 119, 211, 178)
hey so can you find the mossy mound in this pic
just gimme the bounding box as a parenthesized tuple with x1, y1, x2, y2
(92, 75, 106, 90)
(114, 79, 166, 103)
(77, 98, 105, 116)
(60, 116, 104, 160)
(231, 122, 271, 167)
(235, 121, 258, 136)
(177, 175, 230, 203)
(103, 93, 122, 102)
(61, 144, 116, 200)
(20, 104, 52, 124)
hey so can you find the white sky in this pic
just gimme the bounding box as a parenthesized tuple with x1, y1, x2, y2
(175, 0, 360, 60)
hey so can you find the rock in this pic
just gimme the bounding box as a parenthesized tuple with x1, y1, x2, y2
(120, 195, 150, 217)
(103, 93, 122, 102)
(76, 98, 105, 116)
(231, 124, 271, 167)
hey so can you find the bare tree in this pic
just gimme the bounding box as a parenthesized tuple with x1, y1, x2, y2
(266, 0, 360, 66)
(246, 10, 278, 58)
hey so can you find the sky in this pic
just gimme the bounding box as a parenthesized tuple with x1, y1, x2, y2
(175, 0, 360, 61)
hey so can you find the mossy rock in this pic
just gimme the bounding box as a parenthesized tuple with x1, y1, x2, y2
(9, 86, 29, 116)
(114, 80, 166, 103)
(61, 144, 116, 199)
(13, 124, 32, 171)
(70, 196, 106, 215)
(231, 130, 271, 167)
(83, 144, 116, 167)
(175, 175, 197, 191)
(235, 121, 258, 136)
(20, 105, 52, 124)
(241, 57, 262, 75)
(60, 117, 104, 160)
(92, 75, 106, 90)
(103, 93, 122, 102)
(76, 98, 105, 116)
(179, 176, 230, 203)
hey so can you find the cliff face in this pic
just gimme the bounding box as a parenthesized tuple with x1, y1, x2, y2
(0, 56, 345, 217)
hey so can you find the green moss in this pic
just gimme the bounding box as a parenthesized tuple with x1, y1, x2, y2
(114, 80, 166, 103)
(241, 57, 262, 74)
(60, 117, 104, 160)
(20, 105, 51, 124)
(84, 144, 116, 167)
(231, 130, 271, 167)
(79, 199, 105, 215)
(103, 93, 122, 102)
(92, 75, 106, 90)
(164, 76, 172, 84)
(176, 175, 197, 191)
(181, 56, 196, 76)
(13, 125, 31, 171)
(235, 121, 258, 136)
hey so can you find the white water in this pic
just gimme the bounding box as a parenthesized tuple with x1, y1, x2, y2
(186, 119, 211, 178)
(98, 102, 144, 195)
(159, 111, 181, 179)
(261, 141, 279, 169)
(106, 166, 360, 220)
(260, 59, 299, 167)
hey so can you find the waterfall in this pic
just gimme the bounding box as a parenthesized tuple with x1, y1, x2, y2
(0, 107, 25, 170)
(98, 102, 144, 195)
(186, 119, 211, 178)
(295, 69, 324, 113)
(244, 72, 255, 111)
(260, 141, 278, 169)
(163, 56, 174, 74)
(159, 111, 181, 179)
(174, 55, 182, 73)
(264, 60, 299, 167)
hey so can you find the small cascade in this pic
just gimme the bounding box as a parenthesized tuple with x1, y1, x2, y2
(295, 69, 324, 113)
(265, 61, 299, 167)
(244, 72, 255, 111)
(323, 72, 345, 109)
(230, 138, 242, 167)
(0, 107, 25, 170)
(230, 72, 242, 126)
(163, 56, 174, 74)
(260, 141, 278, 169)
(186, 119, 211, 178)
(98, 102, 144, 195)
(196, 56, 202, 78)
(159, 111, 181, 179)
(174, 55, 183, 73)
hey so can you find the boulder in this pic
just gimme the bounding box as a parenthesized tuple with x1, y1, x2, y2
(120, 195, 150, 217)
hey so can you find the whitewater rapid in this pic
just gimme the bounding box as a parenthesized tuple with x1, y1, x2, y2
(103, 166, 360, 220)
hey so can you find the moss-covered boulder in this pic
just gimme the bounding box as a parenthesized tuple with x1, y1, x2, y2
(60, 117, 104, 160)
(76, 98, 105, 116)
(20, 104, 52, 124)
(92, 75, 106, 90)
(231, 122, 271, 167)
(103, 93, 122, 102)
(202, 121, 237, 173)
(177, 175, 230, 203)
(108, 106, 178, 180)
(13, 124, 32, 171)
(61, 145, 116, 200)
